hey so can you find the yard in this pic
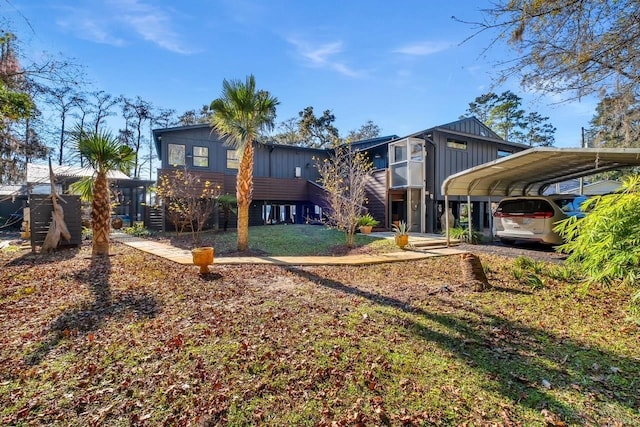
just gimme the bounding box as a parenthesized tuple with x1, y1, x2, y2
(1, 236, 639, 425)
(149, 224, 396, 256)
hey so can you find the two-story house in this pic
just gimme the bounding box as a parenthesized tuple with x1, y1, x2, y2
(354, 117, 529, 233)
(153, 117, 529, 233)
(153, 124, 329, 229)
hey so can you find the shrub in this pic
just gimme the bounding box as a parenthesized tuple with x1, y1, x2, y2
(357, 213, 380, 227)
(82, 226, 93, 240)
(124, 223, 151, 237)
(556, 175, 640, 317)
(447, 226, 482, 244)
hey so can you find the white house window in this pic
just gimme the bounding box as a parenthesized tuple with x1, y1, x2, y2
(193, 146, 209, 167)
(168, 143, 185, 166)
(389, 137, 424, 188)
(226, 150, 239, 169)
(447, 139, 467, 150)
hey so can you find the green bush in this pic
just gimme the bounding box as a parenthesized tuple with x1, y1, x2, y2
(447, 226, 482, 244)
(82, 227, 93, 240)
(357, 213, 380, 227)
(123, 223, 151, 237)
(513, 256, 545, 274)
(556, 175, 640, 316)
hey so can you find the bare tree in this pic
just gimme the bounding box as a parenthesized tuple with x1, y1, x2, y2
(46, 85, 81, 165)
(315, 143, 373, 248)
(155, 167, 222, 244)
(120, 95, 153, 178)
(460, 1, 640, 100)
(90, 91, 118, 133)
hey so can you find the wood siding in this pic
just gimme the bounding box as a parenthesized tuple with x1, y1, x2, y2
(29, 194, 82, 248)
(157, 125, 327, 181)
(364, 170, 387, 227)
(253, 177, 310, 201)
(431, 130, 527, 200)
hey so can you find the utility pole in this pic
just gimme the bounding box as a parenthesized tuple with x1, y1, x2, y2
(579, 127, 585, 195)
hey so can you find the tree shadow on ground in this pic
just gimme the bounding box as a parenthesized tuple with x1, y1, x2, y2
(284, 266, 640, 424)
(4, 246, 81, 266)
(25, 255, 160, 365)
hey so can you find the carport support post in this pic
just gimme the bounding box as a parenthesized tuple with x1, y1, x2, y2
(467, 195, 472, 243)
(488, 196, 493, 241)
(445, 195, 450, 246)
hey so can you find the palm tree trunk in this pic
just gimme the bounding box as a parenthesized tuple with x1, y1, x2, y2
(92, 170, 111, 256)
(236, 142, 254, 251)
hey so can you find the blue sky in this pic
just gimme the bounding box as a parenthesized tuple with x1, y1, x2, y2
(6, 0, 597, 147)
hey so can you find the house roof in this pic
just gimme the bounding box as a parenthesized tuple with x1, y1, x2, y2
(0, 184, 27, 196)
(408, 117, 530, 150)
(26, 163, 132, 185)
(442, 147, 640, 197)
(353, 118, 529, 152)
(348, 135, 400, 151)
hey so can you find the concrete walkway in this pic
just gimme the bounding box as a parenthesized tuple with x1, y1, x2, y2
(112, 232, 466, 266)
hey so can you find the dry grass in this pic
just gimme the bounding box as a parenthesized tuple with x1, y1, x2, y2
(1, 242, 639, 426)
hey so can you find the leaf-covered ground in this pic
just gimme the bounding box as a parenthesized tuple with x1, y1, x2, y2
(1, 242, 639, 426)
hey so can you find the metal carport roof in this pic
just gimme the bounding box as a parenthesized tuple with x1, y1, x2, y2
(442, 147, 640, 197)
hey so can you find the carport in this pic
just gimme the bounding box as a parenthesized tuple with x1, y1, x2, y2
(441, 147, 640, 244)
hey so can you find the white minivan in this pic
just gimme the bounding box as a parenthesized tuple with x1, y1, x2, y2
(493, 195, 587, 245)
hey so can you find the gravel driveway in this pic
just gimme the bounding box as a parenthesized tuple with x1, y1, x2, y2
(458, 240, 568, 263)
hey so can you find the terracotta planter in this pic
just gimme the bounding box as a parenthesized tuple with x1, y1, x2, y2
(359, 225, 373, 234)
(192, 247, 214, 274)
(395, 234, 409, 248)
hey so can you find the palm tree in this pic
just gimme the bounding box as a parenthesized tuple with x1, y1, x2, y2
(74, 129, 135, 256)
(210, 75, 278, 251)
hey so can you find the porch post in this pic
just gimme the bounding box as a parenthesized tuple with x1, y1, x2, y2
(488, 196, 493, 241)
(467, 195, 472, 243)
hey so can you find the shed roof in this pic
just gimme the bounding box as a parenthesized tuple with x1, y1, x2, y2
(442, 147, 640, 197)
(26, 163, 132, 185)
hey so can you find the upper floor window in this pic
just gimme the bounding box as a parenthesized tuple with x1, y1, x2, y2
(447, 139, 467, 150)
(193, 146, 209, 167)
(226, 149, 239, 169)
(497, 149, 513, 158)
(168, 143, 185, 166)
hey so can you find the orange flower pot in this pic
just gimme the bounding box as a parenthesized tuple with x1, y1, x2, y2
(192, 247, 214, 274)
(359, 225, 373, 234)
(395, 235, 409, 248)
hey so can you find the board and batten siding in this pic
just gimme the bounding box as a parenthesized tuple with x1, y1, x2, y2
(159, 125, 327, 181)
(253, 144, 326, 180)
(364, 170, 387, 227)
(431, 130, 526, 199)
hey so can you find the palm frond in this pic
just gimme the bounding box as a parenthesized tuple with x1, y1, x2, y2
(68, 177, 94, 202)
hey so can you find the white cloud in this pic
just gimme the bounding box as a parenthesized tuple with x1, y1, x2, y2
(394, 41, 452, 56)
(113, 0, 196, 54)
(56, 0, 194, 54)
(57, 17, 126, 47)
(287, 38, 362, 78)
